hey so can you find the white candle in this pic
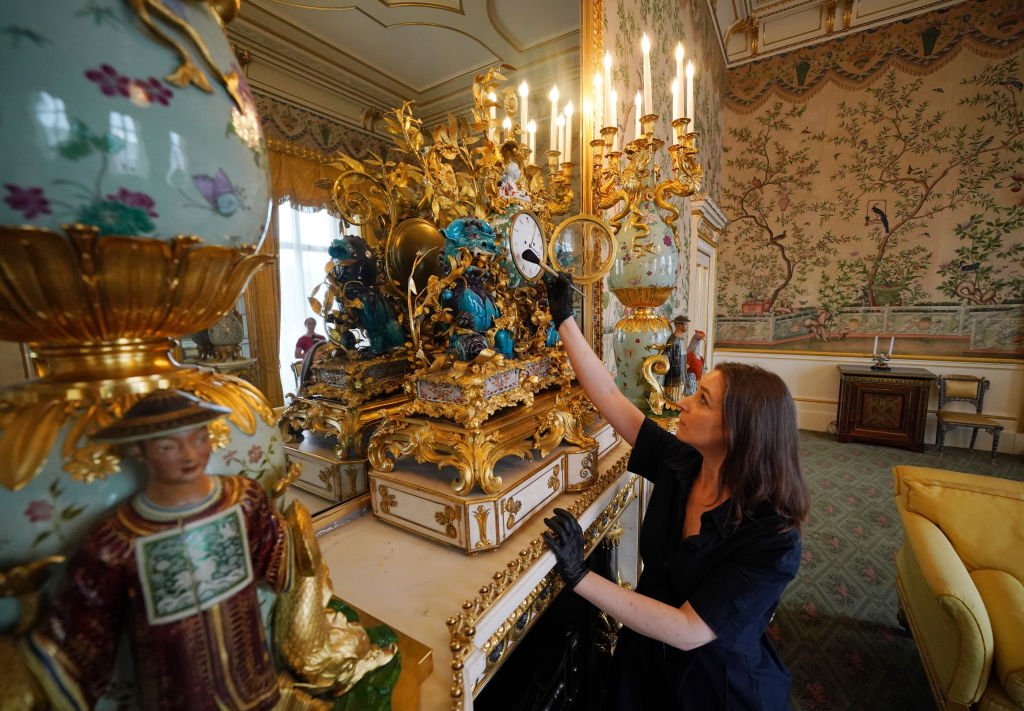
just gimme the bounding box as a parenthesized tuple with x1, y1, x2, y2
(685, 61, 695, 124)
(487, 92, 497, 142)
(556, 114, 566, 157)
(671, 79, 679, 123)
(527, 120, 537, 162)
(593, 71, 603, 140)
(634, 90, 642, 139)
(603, 52, 613, 128)
(609, 89, 617, 134)
(518, 81, 529, 142)
(502, 116, 512, 142)
(563, 102, 574, 163)
(888, 336, 895, 355)
(873, 336, 878, 355)
(548, 85, 559, 153)
(675, 42, 684, 94)
(641, 33, 652, 116)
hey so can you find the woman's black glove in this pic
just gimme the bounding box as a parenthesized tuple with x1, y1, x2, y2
(544, 272, 576, 328)
(542, 508, 588, 589)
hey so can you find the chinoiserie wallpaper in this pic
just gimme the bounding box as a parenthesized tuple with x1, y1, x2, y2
(717, 0, 1024, 361)
(602, 0, 725, 359)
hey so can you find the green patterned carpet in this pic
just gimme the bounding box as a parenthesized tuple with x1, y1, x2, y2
(779, 432, 1024, 710)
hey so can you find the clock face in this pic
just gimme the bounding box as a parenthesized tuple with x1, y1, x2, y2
(509, 210, 545, 282)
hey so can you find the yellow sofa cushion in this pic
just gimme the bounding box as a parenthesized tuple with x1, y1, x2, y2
(904, 480, 1024, 582)
(972, 570, 1024, 708)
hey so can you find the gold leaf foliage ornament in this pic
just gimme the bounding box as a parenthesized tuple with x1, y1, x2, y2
(128, 0, 249, 112)
(0, 369, 273, 491)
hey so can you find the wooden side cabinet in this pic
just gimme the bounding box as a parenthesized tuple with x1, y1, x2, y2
(836, 365, 936, 452)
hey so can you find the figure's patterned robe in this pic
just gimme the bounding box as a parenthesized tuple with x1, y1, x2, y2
(25, 476, 291, 711)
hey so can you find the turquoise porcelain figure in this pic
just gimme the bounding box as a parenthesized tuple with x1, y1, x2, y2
(326, 234, 406, 356)
(607, 200, 680, 408)
(0, 1, 269, 246)
(440, 217, 515, 360)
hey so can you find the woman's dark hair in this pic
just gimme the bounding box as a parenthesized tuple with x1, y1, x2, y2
(716, 362, 810, 531)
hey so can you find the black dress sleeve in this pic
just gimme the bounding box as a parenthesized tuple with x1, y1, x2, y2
(686, 525, 802, 648)
(627, 417, 696, 484)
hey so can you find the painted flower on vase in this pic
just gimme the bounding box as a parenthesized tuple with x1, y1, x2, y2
(4, 184, 51, 219)
(18, 118, 161, 235)
(85, 63, 131, 97)
(133, 77, 174, 107)
(77, 199, 155, 235)
(85, 64, 175, 107)
(26, 480, 87, 548)
(222, 436, 280, 483)
(106, 188, 158, 217)
(24, 499, 54, 523)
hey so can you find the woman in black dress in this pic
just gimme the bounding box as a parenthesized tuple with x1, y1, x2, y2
(542, 274, 810, 710)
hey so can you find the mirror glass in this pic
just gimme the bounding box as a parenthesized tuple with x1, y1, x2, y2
(234, 1, 588, 521)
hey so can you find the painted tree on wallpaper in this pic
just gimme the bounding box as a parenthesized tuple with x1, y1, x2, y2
(720, 102, 849, 318)
(817, 61, 1024, 311)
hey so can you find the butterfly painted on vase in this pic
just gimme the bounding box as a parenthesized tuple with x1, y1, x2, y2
(189, 169, 247, 216)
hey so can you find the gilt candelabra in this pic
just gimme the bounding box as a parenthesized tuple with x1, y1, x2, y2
(591, 112, 702, 411)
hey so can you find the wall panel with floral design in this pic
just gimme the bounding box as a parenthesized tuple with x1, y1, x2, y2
(718, 0, 1024, 360)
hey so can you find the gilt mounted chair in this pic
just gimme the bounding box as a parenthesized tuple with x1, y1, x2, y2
(935, 375, 1003, 462)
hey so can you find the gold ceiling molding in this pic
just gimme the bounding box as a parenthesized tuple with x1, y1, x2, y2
(725, 0, 1024, 112)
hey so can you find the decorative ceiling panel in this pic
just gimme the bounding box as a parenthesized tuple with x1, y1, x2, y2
(230, 0, 579, 124)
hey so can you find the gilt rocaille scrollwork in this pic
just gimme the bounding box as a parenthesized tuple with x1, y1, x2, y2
(0, 367, 274, 492)
(128, 0, 250, 111)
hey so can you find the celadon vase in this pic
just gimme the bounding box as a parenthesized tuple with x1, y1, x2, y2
(0, 1, 269, 243)
(0, 0, 279, 675)
(607, 199, 679, 408)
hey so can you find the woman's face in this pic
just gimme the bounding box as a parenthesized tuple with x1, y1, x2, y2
(675, 369, 727, 456)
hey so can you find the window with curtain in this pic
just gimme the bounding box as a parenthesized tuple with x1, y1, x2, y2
(276, 203, 342, 394)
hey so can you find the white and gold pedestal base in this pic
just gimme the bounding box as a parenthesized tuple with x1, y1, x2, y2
(368, 428, 609, 554)
(285, 435, 371, 505)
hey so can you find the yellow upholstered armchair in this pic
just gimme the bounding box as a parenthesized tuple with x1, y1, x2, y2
(894, 465, 1024, 711)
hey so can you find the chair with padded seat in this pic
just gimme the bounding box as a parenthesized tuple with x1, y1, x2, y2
(935, 375, 1003, 462)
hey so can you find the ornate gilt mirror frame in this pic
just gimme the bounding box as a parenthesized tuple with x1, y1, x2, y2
(580, 0, 603, 354)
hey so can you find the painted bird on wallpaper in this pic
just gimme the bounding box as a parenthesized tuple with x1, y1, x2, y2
(871, 205, 890, 233)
